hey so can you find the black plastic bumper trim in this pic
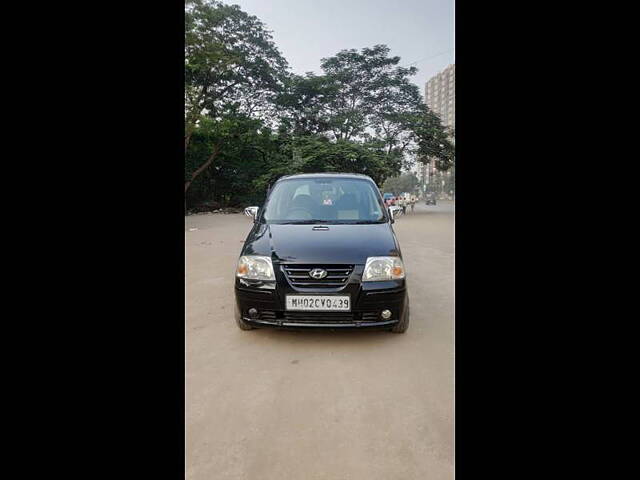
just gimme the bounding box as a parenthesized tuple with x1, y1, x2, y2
(244, 317, 398, 328)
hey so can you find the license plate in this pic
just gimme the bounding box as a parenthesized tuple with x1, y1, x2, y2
(285, 295, 351, 311)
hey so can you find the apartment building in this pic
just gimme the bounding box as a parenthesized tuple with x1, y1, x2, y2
(425, 64, 455, 131)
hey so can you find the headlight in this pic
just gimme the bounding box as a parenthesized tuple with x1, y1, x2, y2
(362, 256, 405, 282)
(236, 255, 275, 281)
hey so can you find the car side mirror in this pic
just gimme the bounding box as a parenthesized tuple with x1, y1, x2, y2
(389, 206, 402, 222)
(244, 206, 259, 222)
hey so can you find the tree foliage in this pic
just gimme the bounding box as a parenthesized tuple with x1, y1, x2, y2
(382, 173, 420, 195)
(185, 0, 287, 128)
(184, 0, 288, 202)
(184, 1, 454, 210)
(252, 136, 400, 194)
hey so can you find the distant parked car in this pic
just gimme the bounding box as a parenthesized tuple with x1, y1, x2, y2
(383, 192, 396, 206)
(425, 192, 437, 205)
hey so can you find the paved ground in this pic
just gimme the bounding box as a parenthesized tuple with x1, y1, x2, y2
(186, 201, 455, 480)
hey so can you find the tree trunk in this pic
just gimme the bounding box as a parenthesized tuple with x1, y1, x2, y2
(185, 143, 220, 194)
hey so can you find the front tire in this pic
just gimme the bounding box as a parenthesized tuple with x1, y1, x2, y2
(235, 302, 254, 330)
(390, 297, 410, 333)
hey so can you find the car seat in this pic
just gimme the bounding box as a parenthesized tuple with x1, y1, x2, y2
(286, 194, 315, 220)
(335, 193, 361, 220)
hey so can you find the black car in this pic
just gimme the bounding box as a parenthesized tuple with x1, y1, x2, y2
(234, 173, 410, 333)
(425, 192, 437, 205)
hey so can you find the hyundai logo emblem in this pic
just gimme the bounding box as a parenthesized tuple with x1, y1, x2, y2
(309, 268, 328, 279)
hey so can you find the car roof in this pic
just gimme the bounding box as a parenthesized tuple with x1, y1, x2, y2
(275, 172, 375, 182)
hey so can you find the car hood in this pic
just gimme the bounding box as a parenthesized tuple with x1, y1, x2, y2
(242, 223, 400, 264)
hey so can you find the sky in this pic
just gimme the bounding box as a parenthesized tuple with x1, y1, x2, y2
(229, 0, 455, 97)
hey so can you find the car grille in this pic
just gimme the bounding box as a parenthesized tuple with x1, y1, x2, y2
(281, 264, 354, 288)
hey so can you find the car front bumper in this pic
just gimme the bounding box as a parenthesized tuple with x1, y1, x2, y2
(234, 265, 408, 329)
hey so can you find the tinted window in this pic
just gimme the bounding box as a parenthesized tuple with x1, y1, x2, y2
(262, 177, 386, 224)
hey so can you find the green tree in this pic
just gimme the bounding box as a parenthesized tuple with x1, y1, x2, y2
(184, 0, 288, 194)
(414, 112, 455, 172)
(278, 44, 453, 170)
(254, 136, 400, 192)
(382, 173, 420, 195)
(183, 1, 454, 210)
(276, 73, 338, 136)
(185, 113, 291, 207)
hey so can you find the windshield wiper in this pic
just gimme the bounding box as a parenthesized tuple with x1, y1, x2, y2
(278, 219, 330, 224)
(276, 219, 383, 225)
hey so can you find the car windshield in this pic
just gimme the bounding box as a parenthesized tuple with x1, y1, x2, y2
(262, 177, 387, 224)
